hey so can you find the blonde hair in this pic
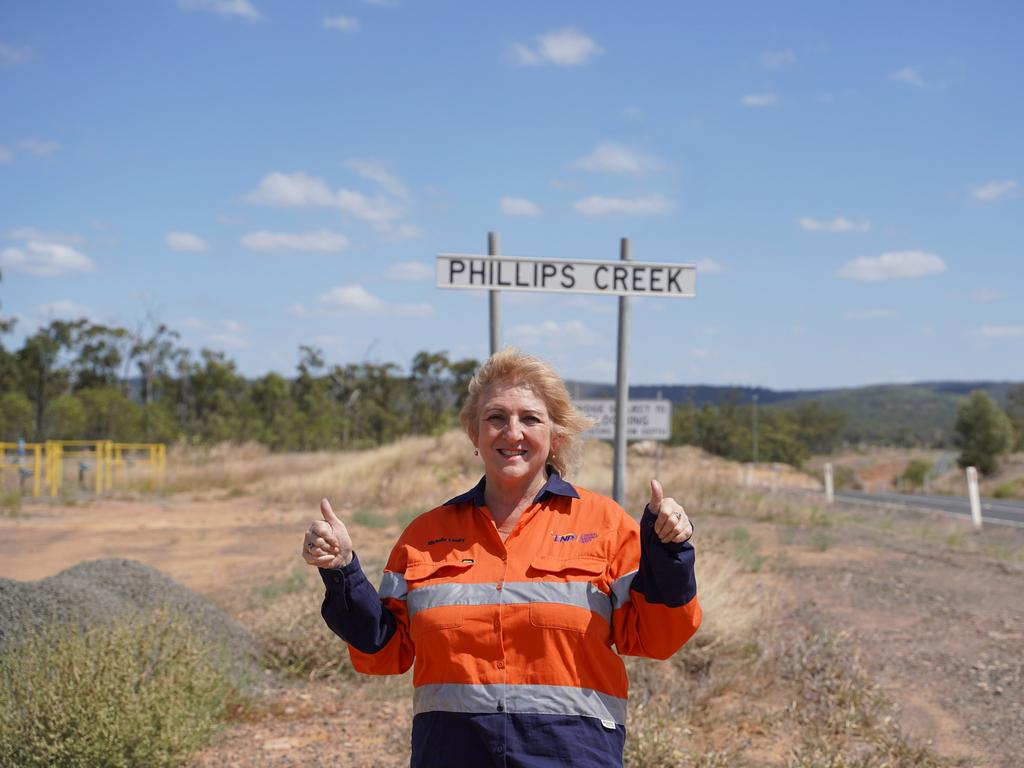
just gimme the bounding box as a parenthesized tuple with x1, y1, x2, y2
(459, 347, 593, 478)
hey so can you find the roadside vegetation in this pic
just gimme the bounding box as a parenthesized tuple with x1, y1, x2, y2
(0, 610, 242, 768)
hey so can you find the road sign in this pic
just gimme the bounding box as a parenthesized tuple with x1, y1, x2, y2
(576, 399, 673, 441)
(437, 253, 696, 298)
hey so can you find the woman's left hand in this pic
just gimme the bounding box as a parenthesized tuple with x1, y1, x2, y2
(649, 479, 693, 544)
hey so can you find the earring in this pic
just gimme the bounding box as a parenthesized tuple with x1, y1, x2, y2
(474, 449, 479, 456)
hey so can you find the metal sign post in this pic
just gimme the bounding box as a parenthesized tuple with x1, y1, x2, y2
(488, 231, 501, 356)
(437, 238, 696, 505)
(613, 238, 630, 505)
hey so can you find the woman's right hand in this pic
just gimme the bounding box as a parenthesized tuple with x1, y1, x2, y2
(302, 498, 354, 569)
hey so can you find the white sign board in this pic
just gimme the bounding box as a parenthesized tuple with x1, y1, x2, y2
(576, 399, 673, 441)
(437, 253, 696, 298)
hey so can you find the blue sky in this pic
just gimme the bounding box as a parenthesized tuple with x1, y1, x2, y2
(1, 1, 1021, 389)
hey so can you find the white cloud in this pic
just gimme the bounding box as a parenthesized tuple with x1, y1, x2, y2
(0, 43, 32, 66)
(166, 231, 208, 252)
(17, 139, 61, 156)
(34, 300, 97, 322)
(838, 250, 945, 282)
(508, 319, 601, 348)
(970, 289, 1005, 303)
(969, 179, 1018, 201)
(0, 241, 95, 276)
(576, 142, 661, 175)
(512, 28, 601, 68)
(0, 146, 13, 164)
(323, 15, 359, 31)
(798, 216, 870, 233)
(980, 326, 1024, 338)
(178, 0, 261, 21)
(241, 229, 351, 252)
(385, 261, 433, 281)
(574, 194, 674, 217)
(694, 258, 726, 275)
(761, 50, 797, 69)
(244, 171, 404, 226)
(346, 159, 409, 199)
(740, 93, 778, 108)
(7, 227, 84, 245)
(890, 66, 926, 88)
(178, 316, 207, 331)
(292, 284, 433, 318)
(845, 308, 897, 320)
(336, 187, 404, 225)
(499, 197, 541, 217)
(209, 332, 248, 349)
(386, 223, 426, 242)
(244, 171, 337, 207)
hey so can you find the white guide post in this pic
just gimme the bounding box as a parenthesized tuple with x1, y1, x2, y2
(966, 466, 982, 530)
(771, 463, 779, 494)
(824, 462, 834, 505)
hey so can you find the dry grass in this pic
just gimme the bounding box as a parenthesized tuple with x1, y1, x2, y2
(112, 436, 953, 766)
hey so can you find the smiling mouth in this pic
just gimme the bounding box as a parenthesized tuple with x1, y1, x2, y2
(498, 449, 527, 458)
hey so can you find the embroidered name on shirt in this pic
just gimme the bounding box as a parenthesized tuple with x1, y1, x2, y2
(579, 532, 598, 544)
(427, 536, 466, 546)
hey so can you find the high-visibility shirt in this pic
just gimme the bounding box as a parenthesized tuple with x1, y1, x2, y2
(319, 471, 701, 767)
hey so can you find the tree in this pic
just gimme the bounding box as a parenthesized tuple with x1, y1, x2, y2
(16, 320, 75, 439)
(0, 392, 33, 441)
(954, 390, 1014, 475)
(1006, 384, 1024, 451)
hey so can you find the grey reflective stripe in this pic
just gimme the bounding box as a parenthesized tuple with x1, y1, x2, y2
(501, 581, 611, 624)
(407, 582, 497, 617)
(609, 570, 637, 611)
(406, 580, 612, 623)
(414, 682, 627, 726)
(378, 572, 407, 601)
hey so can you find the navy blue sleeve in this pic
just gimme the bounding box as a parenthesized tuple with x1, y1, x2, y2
(629, 505, 697, 608)
(318, 552, 397, 654)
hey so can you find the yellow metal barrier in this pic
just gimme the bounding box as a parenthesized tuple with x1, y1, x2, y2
(2, 439, 166, 498)
(0, 442, 43, 499)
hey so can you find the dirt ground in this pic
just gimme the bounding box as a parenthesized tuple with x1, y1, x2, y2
(2, 493, 1023, 767)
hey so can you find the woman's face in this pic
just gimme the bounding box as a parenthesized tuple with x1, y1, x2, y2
(473, 382, 556, 489)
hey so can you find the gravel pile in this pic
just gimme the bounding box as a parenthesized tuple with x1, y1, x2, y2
(0, 559, 259, 687)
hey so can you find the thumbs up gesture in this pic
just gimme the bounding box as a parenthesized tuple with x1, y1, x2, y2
(302, 498, 354, 569)
(649, 479, 693, 545)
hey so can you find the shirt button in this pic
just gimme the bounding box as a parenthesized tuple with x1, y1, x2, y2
(495, 582, 502, 591)
(496, 703, 504, 712)
(495, 660, 504, 669)
(495, 745, 505, 754)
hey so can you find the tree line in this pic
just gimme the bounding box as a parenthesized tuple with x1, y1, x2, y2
(1, 289, 1018, 472)
(0, 315, 482, 451)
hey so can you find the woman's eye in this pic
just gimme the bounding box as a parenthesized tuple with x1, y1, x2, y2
(487, 415, 505, 424)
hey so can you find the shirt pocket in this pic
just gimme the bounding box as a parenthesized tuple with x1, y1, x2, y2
(405, 554, 474, 636)
(527, 555, 608, 634)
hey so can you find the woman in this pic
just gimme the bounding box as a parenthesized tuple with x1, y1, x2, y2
(302, 348, 700, 767)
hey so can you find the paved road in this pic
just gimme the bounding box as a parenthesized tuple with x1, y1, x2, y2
(833, 489, 1024, 528)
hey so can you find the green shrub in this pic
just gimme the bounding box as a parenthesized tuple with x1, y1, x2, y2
(0, 489, 20, 518)
(0, 610, 237, 768)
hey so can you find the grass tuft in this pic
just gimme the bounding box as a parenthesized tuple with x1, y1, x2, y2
(0, 609, 239, 768)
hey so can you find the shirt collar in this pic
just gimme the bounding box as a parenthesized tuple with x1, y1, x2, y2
(443, 467, 580, 508)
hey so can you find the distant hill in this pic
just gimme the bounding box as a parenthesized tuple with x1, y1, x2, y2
(567, 380, 1021, 447)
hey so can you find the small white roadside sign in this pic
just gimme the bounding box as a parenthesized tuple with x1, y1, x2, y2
(437, 253, 696, 298)
(576, 399, 673, 441)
